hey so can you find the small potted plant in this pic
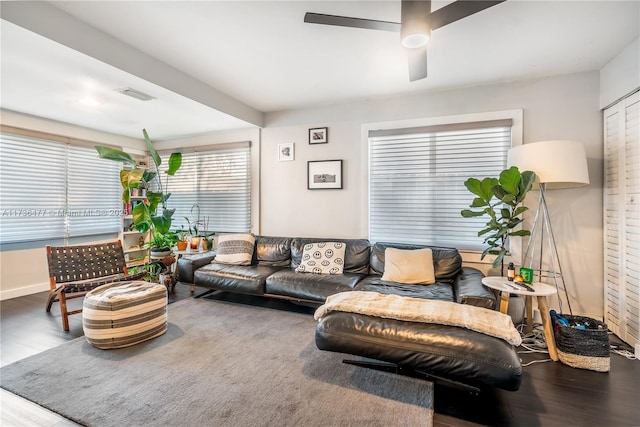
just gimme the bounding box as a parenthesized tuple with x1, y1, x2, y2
(175, 226, 189, 251)
(146, 232, 178, 257)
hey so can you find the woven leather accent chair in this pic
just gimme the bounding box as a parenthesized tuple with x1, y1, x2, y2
(45, 240, 144, 331)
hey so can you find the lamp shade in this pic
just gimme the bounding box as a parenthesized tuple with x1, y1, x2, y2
(507, 140, 590, 190)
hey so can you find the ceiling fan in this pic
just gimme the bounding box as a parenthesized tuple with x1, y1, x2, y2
(304, 0, 506, 82)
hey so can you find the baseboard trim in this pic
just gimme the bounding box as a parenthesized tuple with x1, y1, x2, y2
(0, 283, 49, 301)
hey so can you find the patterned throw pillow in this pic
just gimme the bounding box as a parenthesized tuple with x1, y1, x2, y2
(215, 234, 255, 266)
(296, 242, 346, 275)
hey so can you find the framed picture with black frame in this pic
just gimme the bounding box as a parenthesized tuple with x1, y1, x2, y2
(308, 127, 328, 144)
(308, 160, 342, 190)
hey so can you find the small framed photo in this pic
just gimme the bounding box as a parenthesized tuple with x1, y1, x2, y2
(308, 160, 343, 190)
(309, 127, 328, 144)
(278, 143, 294, 161)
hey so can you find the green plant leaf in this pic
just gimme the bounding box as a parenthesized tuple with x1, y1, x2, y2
(96, 146, 136, 165)
(500, 208, 511, 219)
(147, 191, 163, 216)
(461, 209, 485, 218)
(499, 166, 521, 195)
(143, 129, 162, 170)
(477, 226, 494, 237)
(142, 170, 156, 184)
(492, 250, 507, 268)
(491, 184, 507, 200)
(152, 215, 171, 234)
(479, 178, 498, 202)
(464, 178, 483, 197)
(519, 170, 537, 195)
(132, 203, 151, 233)
(513, 206, 528, 217)
(510, 230, 531, 237)
(166, 153, 182, 176)
(470, 197, 488, 208)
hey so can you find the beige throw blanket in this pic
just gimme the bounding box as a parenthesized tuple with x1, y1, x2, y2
(314, 291, 522, 346)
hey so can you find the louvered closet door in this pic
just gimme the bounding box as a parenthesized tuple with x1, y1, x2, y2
(604, 91, 640, 347)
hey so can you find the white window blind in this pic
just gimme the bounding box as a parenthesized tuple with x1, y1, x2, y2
(369, 120, 512, 249)
(160, 143, 251, 234)
(0, 132, 121, 244)
(67, 144, 122, 237)
(604, 91, 640, 348)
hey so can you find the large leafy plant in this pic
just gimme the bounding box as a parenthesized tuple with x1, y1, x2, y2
(96, 129, 182, 235)
(460, 166, 536, 268)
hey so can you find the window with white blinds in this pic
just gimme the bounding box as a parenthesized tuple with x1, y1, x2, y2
(368, 120, 512, 249)
(160, 142, 251, 234)
(0, 132, 121, 244)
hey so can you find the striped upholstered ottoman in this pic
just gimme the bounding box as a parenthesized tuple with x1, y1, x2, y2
(82, 281, 167, 349)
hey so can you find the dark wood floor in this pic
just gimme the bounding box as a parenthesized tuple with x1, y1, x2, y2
(1, 285, 639, 427)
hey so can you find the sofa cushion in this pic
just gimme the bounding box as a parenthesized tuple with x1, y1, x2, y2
(381, 247, 435, 285)
(215, 234, 255, 266)
(291, 238, 370, 274)
(255, 236, 292, 267)
(194, 263, 283, 295)
(266, 269, 364, 302)
(370, 242, 461, 283)
(296, 242, 346, 275)
(354, 276, 455, 302)
(177, 251, 217, 283)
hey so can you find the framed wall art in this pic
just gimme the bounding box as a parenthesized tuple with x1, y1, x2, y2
(308, 160, 343, 190)
(309, 127, 328, 144)
(278, 143, 294, 161)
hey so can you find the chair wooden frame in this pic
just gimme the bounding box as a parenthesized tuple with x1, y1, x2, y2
(45, 240, 143, 331)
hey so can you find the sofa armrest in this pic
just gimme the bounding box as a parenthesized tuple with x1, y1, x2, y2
(454, 267, 496, 310)
(177, 252, 217, 283)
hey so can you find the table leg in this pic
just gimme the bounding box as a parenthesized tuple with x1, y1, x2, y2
(499, 291, 510, 314)
(526, 296, 533, 333)
(537, 296, 559, 361)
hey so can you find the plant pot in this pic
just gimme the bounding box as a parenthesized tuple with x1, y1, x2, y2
(150, 248, 171, 257)
(176, 241, 188, 251)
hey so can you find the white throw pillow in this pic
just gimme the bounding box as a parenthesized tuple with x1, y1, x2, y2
(296, 242, 346, 275)
(214, 234, 255, 266)
(381, 247, 435, 285)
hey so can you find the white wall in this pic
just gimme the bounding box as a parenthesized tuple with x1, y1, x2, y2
(0, 110, 146, 300)
(600, 37, 640, 109)
(262, 71, 604, 318)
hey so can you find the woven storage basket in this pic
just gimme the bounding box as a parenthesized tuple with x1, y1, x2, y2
(552, 314, 610, 372)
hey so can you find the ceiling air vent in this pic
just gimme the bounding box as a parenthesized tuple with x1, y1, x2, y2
(115, 87, 156, 101)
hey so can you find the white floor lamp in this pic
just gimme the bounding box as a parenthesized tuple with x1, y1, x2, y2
(507, 140, 590, 314)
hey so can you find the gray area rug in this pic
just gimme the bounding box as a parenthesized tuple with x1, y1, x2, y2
(1, 297, 433, 426)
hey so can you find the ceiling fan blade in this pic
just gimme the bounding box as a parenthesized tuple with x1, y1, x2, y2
(407, 46, 428, 82)
(304, 12, 400, 32)
(430, 0, 506, 30)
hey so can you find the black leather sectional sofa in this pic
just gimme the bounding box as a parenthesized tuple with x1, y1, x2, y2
(178, 236, 523, 391)
(178, 236, 496, 306)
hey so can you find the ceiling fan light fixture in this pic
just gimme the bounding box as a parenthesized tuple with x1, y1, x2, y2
(400, 0, 432, 49)
(401, 32, 430, 49)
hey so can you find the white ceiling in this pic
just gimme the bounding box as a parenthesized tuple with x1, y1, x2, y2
(1, 1, 638, 140)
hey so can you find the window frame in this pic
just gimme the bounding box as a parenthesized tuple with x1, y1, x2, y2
(360, 110, 523, 266)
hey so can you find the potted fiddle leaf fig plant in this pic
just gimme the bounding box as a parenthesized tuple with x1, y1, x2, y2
(460, 166, 537, 269)
(96, 129, 182, 237)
